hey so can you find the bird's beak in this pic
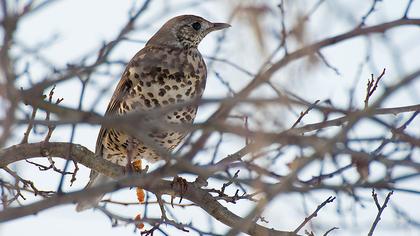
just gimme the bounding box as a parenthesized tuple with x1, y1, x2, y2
(209, 22, 231, 32)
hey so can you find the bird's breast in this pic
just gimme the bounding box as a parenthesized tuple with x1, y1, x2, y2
(121, 47, 206, 118)
(102, 47, 207, 164)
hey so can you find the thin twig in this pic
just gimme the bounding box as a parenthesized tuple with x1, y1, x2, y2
(291, 100, 320, 129)
(364, 68, 386, 109)
(294, 196, 335, 233)
(368, 189, 393, 236)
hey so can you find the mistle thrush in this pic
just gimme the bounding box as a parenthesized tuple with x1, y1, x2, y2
(76, 15, 230, 211)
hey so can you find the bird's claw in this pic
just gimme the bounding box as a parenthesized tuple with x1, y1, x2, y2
(170, 176, 188, 207)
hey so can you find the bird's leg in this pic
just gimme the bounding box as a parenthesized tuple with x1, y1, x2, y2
(124, 137, 137, 174)
(170, 176, 188, 207)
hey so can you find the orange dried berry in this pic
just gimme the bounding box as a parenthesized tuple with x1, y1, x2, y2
(133, 160, 145, 203)
(134, 214, 145, 229)
(132, 160, 142, 172)
(136, 187, 145, 203)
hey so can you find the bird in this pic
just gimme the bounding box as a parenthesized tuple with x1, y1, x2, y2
(76, 15, 230, 211)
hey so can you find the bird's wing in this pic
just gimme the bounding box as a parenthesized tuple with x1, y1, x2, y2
(95, 48, 145, 156)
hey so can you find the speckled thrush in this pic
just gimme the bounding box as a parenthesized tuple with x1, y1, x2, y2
(76, 15, 230, 211)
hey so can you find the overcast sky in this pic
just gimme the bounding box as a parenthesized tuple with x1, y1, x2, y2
(2, 0, 420, 235)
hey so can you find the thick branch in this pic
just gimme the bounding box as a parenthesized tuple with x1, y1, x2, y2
(0, 142, 298, 236)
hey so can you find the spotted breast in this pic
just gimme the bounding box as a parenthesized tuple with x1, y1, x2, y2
(98, 45, 206, 166)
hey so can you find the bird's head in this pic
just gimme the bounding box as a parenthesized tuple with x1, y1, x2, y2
(147, 15, 230, 49)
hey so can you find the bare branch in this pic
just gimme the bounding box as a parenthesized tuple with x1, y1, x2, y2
(368, 190, 393, 236)
(294, 196, 336, 233)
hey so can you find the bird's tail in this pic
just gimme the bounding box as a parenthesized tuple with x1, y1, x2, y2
(75, 173, 111, 212)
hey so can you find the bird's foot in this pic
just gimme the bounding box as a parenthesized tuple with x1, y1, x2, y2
(170, 176, 188, 207)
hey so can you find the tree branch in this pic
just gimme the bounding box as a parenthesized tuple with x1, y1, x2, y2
(0, 142, 299, 236)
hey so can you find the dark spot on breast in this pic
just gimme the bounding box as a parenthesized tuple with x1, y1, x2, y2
(144, 99, 151, 107)
(164, 85, 171, 90)
(146, 81, 152, 87)
(187, 80, 192, 85)
(162, 100, 168, 105)
(186, 114, 192, 120)
(185, 88, 192, 96)
(159, 89, 166, 96)
(169, 98, 175, 103)
(172, 85, 179, 90)
(152, 99, 160, 106)
(158, 76, 165, 85)
(174, 72, 183, 80)
(176, 94, 182, 99)
(134, 73, 139, 78)
(147, 92, 154, 98)
(139, 80, 144, 86)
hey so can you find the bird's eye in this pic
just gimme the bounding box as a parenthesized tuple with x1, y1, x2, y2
(192, 22, 201, 30)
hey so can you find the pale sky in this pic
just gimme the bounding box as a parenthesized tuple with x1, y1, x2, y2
(2, 0, 420, 235)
